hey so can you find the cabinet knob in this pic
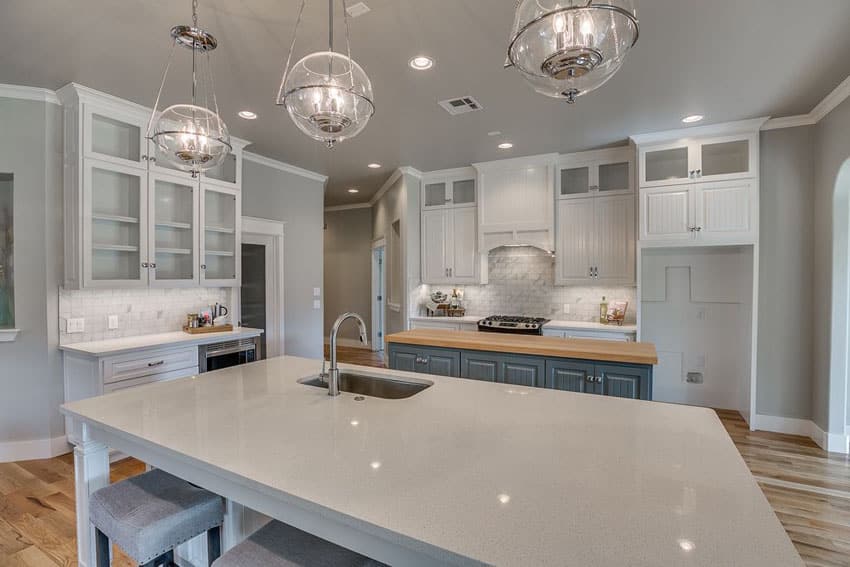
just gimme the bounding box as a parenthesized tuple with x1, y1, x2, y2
(696, 169, 701, 177)
(150, 262, 157, 269)
(695, 226, 702, 232)
(596, 376, 603, 383)
(141, 262, 149, 268)
(200, 264, 207, 270)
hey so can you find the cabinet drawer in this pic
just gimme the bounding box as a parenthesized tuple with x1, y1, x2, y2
(103, 346, 198, 384)
(103, 366, 199, 393)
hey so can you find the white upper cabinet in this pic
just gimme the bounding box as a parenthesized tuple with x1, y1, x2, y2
(558, 147, 633, 199)
(638, 133, 758, 187)
(632, 118, 765, 247)
(421, 167, 479, 285)
(474, 154, 557, 252)
(639, 180, 757, 245)
(200, 184, 241, 287)
(59, 83, 248, 289)
(148, 171, 199, 287)
(556, 194, 635, 285)
(422, 170, 476, 210)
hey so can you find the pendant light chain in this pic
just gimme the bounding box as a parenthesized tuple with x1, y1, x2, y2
(146, 41, 178, 137)
(343, 0, 355, 89)
(276, 0, 307, 104)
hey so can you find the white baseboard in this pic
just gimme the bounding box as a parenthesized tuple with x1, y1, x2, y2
(753, 414, 850, 454)
(323, 337, 370, 350)
(0, 435, 71, 463)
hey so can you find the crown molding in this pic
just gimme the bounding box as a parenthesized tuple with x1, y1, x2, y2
(243, 151, 328, 184)
(762, 74, 850, 131)
(630, 117, 769, 146)
(0, 84, 60, 105)
(324, 203, 373, 212)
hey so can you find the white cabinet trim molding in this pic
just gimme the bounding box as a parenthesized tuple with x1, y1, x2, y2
(0, 329, 21, 342)
(0, 83, 60, 105)
(629, 117, 769, 146)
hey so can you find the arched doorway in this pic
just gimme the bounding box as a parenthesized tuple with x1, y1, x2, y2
(829, 159, 850, 449)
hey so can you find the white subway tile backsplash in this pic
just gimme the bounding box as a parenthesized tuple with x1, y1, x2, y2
(416, 246, 637, 324)
(59, 287, 231, 344)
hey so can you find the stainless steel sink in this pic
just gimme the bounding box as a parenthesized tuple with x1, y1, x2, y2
(299, 372, 433, 399)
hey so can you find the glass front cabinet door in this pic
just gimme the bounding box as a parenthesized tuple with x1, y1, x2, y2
(148, 172, 199, 287)
(83, 159, 149, 287)
(200, 184, 241, 287)
(639, 134, 756, 187)
(84, 105, 150, 168)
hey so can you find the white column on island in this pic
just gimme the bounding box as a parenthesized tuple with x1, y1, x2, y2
(73, 423, 110, 567)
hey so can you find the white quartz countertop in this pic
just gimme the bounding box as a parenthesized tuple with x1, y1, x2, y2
(61, 356, 801, 566)
(59, 327, 263, 357)
(410, 315, 637, 334)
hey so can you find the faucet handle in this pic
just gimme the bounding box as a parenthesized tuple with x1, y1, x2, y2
(319, 359, 328, 384)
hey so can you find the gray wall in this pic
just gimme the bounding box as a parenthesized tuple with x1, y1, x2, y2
(242, 160, 325, 359)
(812, 96, 850, 433)
(0, 97, 64, 445)
(756, 127, 815, 419)
(323, 207, 373, 341)
(372, 172, 420, 336)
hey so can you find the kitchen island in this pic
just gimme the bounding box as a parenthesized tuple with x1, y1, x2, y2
(387, 329, 657, 400)
(62, 355, 802, 566)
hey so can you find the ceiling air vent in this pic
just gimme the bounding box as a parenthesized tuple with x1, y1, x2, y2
(345, 2, 371, 17)
(439, 96, 483, 116)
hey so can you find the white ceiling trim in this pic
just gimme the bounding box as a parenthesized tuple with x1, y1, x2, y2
(367, 166, 423, 206)
(324, 203, 373, 212)
(243, 151, 328, 184)
(762, 74, 850, 131)
(630, 117, 769, 145)
(0, 84, 60, 105)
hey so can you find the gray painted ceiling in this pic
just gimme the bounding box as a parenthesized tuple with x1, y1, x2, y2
(2, 1, 849, 206)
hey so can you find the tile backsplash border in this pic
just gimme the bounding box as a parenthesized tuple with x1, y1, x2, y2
(59, 287, 231, 344)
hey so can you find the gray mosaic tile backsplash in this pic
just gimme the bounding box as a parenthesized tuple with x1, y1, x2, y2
(420, 246, 636, 323)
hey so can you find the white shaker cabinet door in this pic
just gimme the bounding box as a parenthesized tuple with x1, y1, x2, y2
(450, 207, 478, 283)
(594, 194, 635, 284)
(421, 209, 449, 284)
(639, 185, 694, 242)
(556, 198, 595, 283)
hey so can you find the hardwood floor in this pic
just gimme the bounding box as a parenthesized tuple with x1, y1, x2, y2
(2, 354, 848, 566)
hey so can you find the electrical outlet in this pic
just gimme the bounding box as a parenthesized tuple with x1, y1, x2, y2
(313, 299, 321, 310)
(66, 318, 85, 334)
(563, 304, 571, 314)
(313, 287, 321, 297)
(686, 372, 704, 384)
(108, 315, 119, 330)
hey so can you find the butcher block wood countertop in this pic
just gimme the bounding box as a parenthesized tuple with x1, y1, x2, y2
(386, 329, 658, 366)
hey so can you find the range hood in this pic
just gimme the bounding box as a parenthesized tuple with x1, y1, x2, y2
(480, 229, 553, 255)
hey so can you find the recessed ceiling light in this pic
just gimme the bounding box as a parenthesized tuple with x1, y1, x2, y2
(682, 114, 704, 124)
(348, 188, 360, 194)
(238, 110, 257, 120)
(409, 56, 434, 71)
(498, 142, 514, 149)
(368, 163, 382, 169)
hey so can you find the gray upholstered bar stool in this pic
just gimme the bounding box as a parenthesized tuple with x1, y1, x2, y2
(212, 520, 387, 567)
(89, 468, 224, 567)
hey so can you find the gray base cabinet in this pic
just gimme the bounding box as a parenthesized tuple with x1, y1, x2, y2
(389, 343, 653, 400)
(389, 344, 460, 377)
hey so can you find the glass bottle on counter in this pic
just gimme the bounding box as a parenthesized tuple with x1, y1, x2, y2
(599, 296, 608, 324)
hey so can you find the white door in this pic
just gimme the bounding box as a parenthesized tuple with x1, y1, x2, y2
(83, 158, 149, 288)
(450, 207, 477, 282)
(200, 184, 241, 287)
(148, 171, 199, 287)
(421, 209, 449, 283)
(695, 179, 756, 244)
(639, 185, 694, 242)
(556, 198, 595, 283)
(594, 194, 635, 284)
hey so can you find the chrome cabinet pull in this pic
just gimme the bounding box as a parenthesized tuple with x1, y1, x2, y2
(150, 262, 157, 269)
(141, 262, 149, 268)
(147, 360, 165, 367)
(201, 264, 207, 270)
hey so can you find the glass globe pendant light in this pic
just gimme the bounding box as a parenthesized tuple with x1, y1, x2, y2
(147, 0, 231, 177)
(506, 0, 639, 103)
(276, 0, 375, 148)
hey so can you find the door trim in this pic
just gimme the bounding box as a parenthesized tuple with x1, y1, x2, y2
(238, 217, 285, 358)
(372, 237, 387, 352)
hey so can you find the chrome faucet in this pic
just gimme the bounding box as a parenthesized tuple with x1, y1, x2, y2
(327, 312, 368, 396)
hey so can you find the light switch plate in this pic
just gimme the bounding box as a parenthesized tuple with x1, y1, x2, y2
(107, 315, 119, 330)
(313, 287, 321, 297)
(563, 304, 571, 314)
(313, 299, 321, 310)
(66, 317, 85, 334)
